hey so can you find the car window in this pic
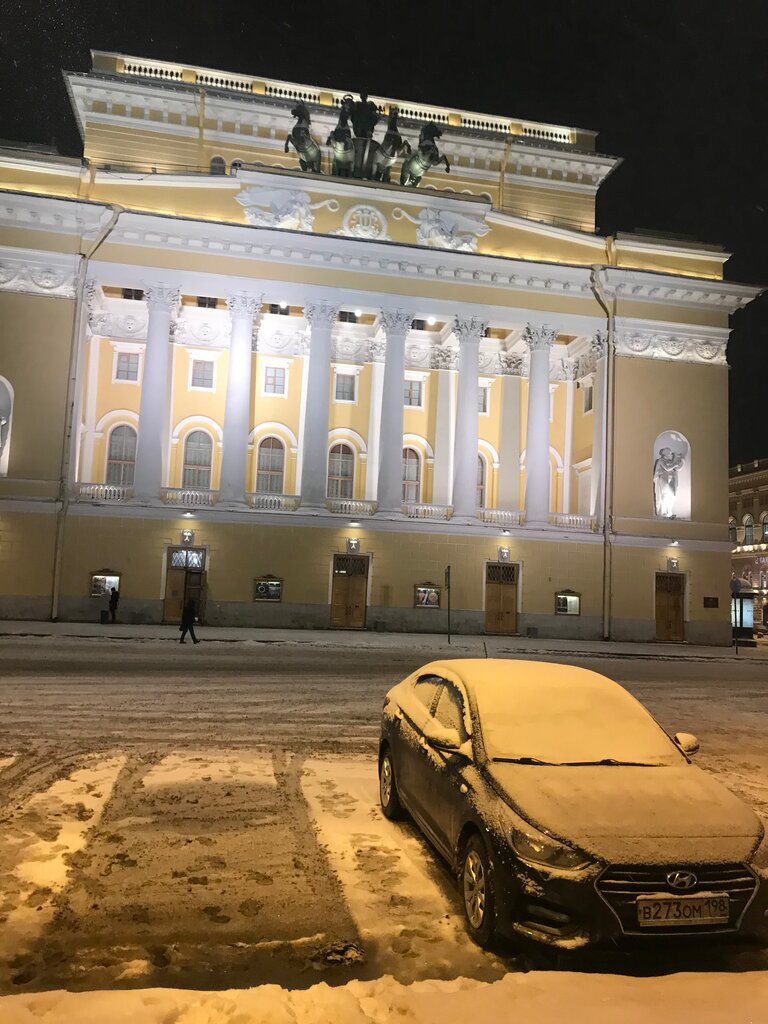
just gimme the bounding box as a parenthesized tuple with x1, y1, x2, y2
(413, 675, 443, 712)
(434, 684, 469, 742)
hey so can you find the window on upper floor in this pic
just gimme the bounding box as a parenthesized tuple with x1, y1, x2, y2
(334, 373, 356, 403)
(478, 386, 489, 414)
(115, 352, 139, 382)
(106, 425, 137, 486)
(197, 296, 217, 308)
(583, 384, 594, 414)
(402, 447, 421, 503)
(743, 515, 754, 546)
(477, 454, 486, 509)
(404, 380, 423, 407)
(183, 431, 213, 490)
(191, 360, 214, 389)
(269, 303, 290, 315)
(256, 437, 285, 494)
(338, 310, 358, 323)
(728, 518, 737, 545)
(327, 443, 354, 499)
(122, 288, 144, 300)
(411, 319, 426, 331)
(209, 156, 226, 175)
(264, 366, 286, 395)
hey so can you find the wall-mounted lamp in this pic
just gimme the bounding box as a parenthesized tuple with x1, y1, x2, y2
(427, 316, 437, 326)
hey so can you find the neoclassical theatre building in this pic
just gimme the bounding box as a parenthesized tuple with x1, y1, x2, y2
(0, 51, 760, 640)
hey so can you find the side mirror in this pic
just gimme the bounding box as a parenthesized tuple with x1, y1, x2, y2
(423, 720, 462, 751)
(674, 731, 700, 756)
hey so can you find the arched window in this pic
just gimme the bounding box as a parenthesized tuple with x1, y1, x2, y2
(256, 437, 285, 493)
(402, 447, 420, 503)
(327, 443, 353, 499)
(210, 156, 226, 175)
(744, 514, 754, 546)
(728, 518, 737, 544)
(761, 512, 768, 543)
(106, 425, 137, 486)
(183, 430, 213, 489)
(477, 454, 486, 509)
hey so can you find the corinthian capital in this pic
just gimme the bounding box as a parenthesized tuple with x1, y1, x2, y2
(380, 308, 415, 335)
(304, 301, 339, 329)
(144, 285, 180, 312)
(590, 329, 608, 359)
(227, 292, 262, 319)
(524, 323, 557, 353)
(453, 316, 488, 343)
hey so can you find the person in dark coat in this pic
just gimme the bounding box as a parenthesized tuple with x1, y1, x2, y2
(179, 599, 200, 644)
(108, 587, 120, 623)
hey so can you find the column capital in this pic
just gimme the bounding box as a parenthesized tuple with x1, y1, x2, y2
(497, 351, 524, 376)
(144, 285, 180, 313)
(590, 329, 609, 359)
(453, 316, 488, 343)
(304, 301, 339, 329)
(380, 308, 415, 335)
(227, 292, 262, 319)
(524, 323, 557, 353)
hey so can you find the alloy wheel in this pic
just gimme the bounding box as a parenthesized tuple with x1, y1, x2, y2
(463, 848, 486, 929)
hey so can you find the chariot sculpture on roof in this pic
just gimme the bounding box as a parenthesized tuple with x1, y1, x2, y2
(285, 93, 448, 187)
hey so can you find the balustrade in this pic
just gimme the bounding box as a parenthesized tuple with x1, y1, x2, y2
(325, 498, 378, 516)
(246, 493, 301, 511)
(77, 483, 132, 503)
(479, 508, 523, 527)
(549, 513, 596, 531)
(161, 488, 218, 507)
(403, 502, 453, 521)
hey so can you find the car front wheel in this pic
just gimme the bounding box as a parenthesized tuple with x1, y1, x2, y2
(379, 747, 403, 820)
(461, 833, 497, 947)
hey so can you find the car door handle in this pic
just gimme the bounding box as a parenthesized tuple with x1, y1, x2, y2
(418, 736, 427, 747)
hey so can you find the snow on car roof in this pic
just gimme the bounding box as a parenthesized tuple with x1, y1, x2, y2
(421, 659, 619, 693)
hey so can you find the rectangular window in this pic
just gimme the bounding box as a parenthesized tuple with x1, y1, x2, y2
(116, 352, 139, 381)
(478, 387, 488, 414)
(411, 318, 425, 331)
(197, 296, 217, 308)
(335, 373, 356, 402)
(404, 380, 423, 407)
(269, 303, 289, 315)
(122, 288, 144, 300)
(415, 584, 441, 608)
(555, 591, 581, 615)
(90, 573, 121, 597)
(583, 384, 594, 414)
(264, 366, 286, 395)
(254, 577, 283, 601)
(191, 360, 214, 389)
(338, 310, 358, 323)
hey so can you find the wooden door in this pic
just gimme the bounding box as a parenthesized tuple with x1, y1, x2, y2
(185, 570, 207, 624)
(655, 573, 685, 641)
(163, 567, 186, 623)
(330, 554, 368, 628)
(485, 563, 518, 635)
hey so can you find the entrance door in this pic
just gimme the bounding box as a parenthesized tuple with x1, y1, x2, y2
(330, 554, 369, 629)
(655, 572, 685, 641)
(163, 548, 208, 624)
(485, 562, 518, 635)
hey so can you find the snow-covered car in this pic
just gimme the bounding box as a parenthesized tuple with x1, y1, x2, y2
(378, 659, 767, 950)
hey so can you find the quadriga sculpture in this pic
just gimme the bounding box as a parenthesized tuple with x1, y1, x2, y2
(371, 106, 411, 183)
(285, 102, 322, 174)
(326, 103, 355, 177)
(400, 122, 450, 187)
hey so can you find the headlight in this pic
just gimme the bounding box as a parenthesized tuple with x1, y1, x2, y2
(750, 830, 768, 874)
(511, 824, 592, 871)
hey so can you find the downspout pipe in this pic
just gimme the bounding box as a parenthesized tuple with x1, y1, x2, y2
(590, 260, 615, 641)
(50, 203, 123, 621)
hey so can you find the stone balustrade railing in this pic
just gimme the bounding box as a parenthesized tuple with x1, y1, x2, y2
(76, 483, 133, 503)
(325, 498, 378, 516)
(246, 493, 301, 511)
(548, 513, 596, 531)
(479, 508, 523, 527)
(161, 488, 219, 507)
(403, 502, 454, 520)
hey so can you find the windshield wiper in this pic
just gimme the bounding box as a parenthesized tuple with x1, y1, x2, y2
(492, 756, 559, 765)
(559, 759, 660, 767)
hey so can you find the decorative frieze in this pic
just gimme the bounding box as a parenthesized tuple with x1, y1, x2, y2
(172, 316, 230, 347)
(430, 346, 458, 370)
(0, 250, 77, 299)
(497, 351, 525, 376)
(235, 187, 339, 231)
(90, 310, 148, 339)
(368, 337, 387, 363)
(393, 207, 490, 252)
(614, 328, 727, 366)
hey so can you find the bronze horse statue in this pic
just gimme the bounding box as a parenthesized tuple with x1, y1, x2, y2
(371, 106, 411, 183)
(285, 103, 322, 174)
(326, 102, 355, 177)
(400, 122, 450, 187)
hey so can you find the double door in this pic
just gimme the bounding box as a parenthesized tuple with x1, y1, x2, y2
(655, 572, 685, 641)
(330, 554, 369, 629)
(163, 547, 207, 624)
(485, 562, 518, 635)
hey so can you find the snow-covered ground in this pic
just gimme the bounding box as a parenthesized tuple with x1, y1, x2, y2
(0, 637, 766, 1016)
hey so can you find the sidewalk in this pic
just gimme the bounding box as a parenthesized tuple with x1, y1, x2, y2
(1, 619, 766, 662)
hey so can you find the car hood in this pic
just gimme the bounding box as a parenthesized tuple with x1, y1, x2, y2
(487, 763, 762, 864)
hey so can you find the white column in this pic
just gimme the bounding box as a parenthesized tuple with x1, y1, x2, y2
(451, 317, 488, 520)
(563, 371, 575, 514)
(376, 309, 414, 514)
(133, 285, 179, 501)
(497, 363, 522, 510)
(299, 302, 338, 508)
(590, 332, 608, 522)
(524, 323, 556, 526)
(365, 338, 386, 500)
(219, 293, 261, 505)
(431, 348, 457, 506)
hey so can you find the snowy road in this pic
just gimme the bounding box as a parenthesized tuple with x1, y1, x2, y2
(0, 636, 767, 994)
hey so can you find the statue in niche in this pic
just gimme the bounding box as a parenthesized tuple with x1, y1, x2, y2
(326, 105, 355, 177)
(284, 103, 322, 173)
(653, 447, 686, 518)
(0, 415, 7, 462)
(371, 106, 411, 183)
(400, 123, 450, 187)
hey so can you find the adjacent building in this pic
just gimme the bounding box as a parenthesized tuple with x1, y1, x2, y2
(0, 50, 760, 641)
(729, 460, 768, 633)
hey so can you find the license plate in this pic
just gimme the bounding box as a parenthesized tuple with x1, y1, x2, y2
(636, 895, 730, 927)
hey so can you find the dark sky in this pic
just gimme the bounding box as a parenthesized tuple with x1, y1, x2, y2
(1, 0, 767, 463)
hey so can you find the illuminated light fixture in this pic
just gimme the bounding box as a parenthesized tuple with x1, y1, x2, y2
(670, 539, 679, 546)
(279, 301, 288, 309)
(427, 316, 437, 326)
(354, 309, 362, 318)
(502, 529, 510, 536)
(184, 511, 194, 518)
(349, 521, 360, 528)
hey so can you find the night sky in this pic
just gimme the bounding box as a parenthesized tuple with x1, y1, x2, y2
(1, 0, 767, 464)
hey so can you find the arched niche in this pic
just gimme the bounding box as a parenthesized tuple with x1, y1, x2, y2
(0, 376, 13, 477)
(652, 430, 691, 520)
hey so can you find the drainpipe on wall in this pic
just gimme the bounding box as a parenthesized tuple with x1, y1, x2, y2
(590, 260, 615, 641)
(50, 203, 123, 621)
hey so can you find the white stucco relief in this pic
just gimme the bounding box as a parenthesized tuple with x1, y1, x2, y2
(393, 207, 490, 252)
(235, 187, 339, 230)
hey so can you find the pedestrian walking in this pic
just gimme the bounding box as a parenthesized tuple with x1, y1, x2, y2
(179, 599, 200, 644)
(108, 586, 120, 624)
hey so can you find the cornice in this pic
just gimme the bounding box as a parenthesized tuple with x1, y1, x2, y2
(0, 189, 112, 239)
(0, 245, 78, 298)
(601, 266, 761, 314)
(613, 317, 730, 366)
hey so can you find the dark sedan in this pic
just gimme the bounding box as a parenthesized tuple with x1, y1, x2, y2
(378, 659, 768, 950)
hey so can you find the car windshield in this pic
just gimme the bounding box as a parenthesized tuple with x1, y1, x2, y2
(473, 669, 684, 766)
